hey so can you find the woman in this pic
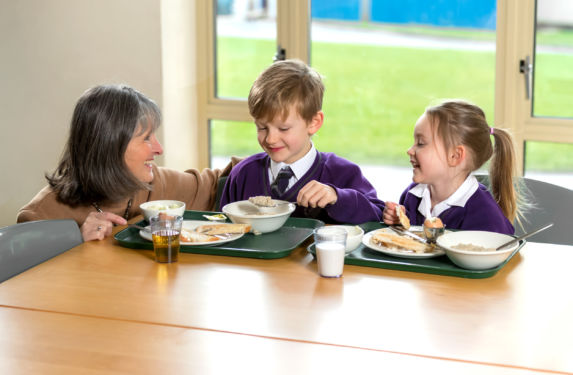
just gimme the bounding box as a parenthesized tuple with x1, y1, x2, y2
(17, 84, 238, 241)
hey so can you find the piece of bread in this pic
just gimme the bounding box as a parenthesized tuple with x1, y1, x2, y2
(180, 229, 218, 243)
(396, 206, 410, 230)
(195, 223, 251, 235)
(424, 216, 444, 229)
(371, 231, 429, 253)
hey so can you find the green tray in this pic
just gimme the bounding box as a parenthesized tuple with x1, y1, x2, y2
(307, 222, 525, 279)
(114, 210, 324, 259)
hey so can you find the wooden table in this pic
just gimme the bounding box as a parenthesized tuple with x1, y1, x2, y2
(1, 224, 571, 374)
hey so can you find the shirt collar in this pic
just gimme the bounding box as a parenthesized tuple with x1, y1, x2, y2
(270, 143, 317, 181)
(410, 175, 479, 218)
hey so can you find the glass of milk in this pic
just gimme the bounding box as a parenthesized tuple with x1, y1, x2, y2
(314, 227, 348, 278)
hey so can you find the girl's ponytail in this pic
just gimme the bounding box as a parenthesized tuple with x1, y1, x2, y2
(488, 127, 521, 223)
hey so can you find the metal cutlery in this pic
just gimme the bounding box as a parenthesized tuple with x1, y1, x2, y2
(496, 222, 554, 251)
(129, 223, 232, 240)
(389, 225, 428, 244)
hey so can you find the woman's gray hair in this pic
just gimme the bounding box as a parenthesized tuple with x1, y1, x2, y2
(47, 84, 161, 206)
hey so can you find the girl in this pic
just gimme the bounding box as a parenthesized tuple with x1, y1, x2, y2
(383, 100, 521, 234)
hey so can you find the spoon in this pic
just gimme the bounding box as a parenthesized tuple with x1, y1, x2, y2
(496, 222, 554, 251)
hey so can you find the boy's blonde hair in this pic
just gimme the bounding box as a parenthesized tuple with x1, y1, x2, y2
(248, 59, 324, 123)
(425, 100, 523, 224)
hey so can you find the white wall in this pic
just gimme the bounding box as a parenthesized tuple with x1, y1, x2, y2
(0, 0, 163, 227)
(538, 0, 573, 26)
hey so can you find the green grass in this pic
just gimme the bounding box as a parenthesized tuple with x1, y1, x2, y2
(214, 36, 573, 172)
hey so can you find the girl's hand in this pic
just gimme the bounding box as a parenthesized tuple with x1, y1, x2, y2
(383, 201, 402, 225)
(81, 211, 127, 241)
(297, 180, 338, 208)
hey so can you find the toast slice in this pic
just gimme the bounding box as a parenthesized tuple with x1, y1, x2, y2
(370, 231, 430, 253)
(195, 223, 251, 235)
(396, 206, 411, 230)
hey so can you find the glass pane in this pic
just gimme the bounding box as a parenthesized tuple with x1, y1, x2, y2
(215, 0, 277, 99)
(533, 0, 573, 118)
(524, 141, 573, 190)
(310, 0, 497, 200)
(210, 119, 260, 169)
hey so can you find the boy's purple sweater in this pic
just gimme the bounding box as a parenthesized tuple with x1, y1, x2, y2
(220, 152, 385, 224)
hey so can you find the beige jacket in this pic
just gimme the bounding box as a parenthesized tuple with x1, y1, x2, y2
(17, 160, 239, 226)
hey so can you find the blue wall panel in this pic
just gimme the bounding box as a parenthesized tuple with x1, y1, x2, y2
(312, 0, 361, 21)
(311, 0, 497, 30)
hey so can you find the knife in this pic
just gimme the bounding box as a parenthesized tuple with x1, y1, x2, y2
(389, 225, 428, 244)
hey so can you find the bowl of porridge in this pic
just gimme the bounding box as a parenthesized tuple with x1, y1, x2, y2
(437, 230, 521, 270)
(222, 199, 296, 234)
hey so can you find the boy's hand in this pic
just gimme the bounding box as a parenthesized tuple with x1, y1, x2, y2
(297, 180, 338, 208)
(382, 201, 402, 225)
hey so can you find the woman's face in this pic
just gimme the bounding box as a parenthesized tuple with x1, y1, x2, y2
(124, 124, 163, 183)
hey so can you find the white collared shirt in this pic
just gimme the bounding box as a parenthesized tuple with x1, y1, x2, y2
(268, 143, 318, 191)
(408, 175, 479, 218)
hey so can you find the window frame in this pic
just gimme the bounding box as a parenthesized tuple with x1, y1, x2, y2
(196, 0, 573, 173)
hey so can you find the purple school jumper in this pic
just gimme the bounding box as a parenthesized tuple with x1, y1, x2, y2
(220, 152, 385, 224)
(399, 182, 515, 235)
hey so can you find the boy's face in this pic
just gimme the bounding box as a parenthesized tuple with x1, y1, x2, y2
(255, 106, 323, 164)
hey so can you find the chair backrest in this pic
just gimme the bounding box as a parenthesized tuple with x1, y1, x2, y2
(215, 175, 228, 211)
(518, 178, 572, 245)
(0, 219, 82, 283)
(475, 174, 572, 245)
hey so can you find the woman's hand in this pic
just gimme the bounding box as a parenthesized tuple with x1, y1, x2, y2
(297, 180, 338, 208)
(81, 211, 127, 241)
(382, 201, 402, 225)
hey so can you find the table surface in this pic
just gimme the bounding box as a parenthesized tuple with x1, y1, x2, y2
(1, 223, 572, 374)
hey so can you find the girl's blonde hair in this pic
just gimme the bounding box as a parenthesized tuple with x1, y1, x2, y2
(425, 100, 522, 223)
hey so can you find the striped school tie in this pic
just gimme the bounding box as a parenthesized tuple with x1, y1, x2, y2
(271, 167, 294, 195)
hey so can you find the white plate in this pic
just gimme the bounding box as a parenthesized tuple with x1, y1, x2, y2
(139, 220, 244, 246)
(362, 226, 446, 259)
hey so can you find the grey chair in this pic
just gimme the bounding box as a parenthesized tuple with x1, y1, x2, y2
(476, 174, 573, 245)
(0, 219, 82, 283)
(215, 175, 228, 211)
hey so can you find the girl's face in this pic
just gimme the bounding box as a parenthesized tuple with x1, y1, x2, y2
(407, 113, 450, 185)
(124, 123, 163, 183)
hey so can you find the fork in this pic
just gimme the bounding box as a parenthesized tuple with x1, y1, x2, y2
(388, 225, 428, 244)
(129, 224, 232, 240)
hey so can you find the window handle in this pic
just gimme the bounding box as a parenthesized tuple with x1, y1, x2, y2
(274, 45, 286, 62)
(519, 56, 533, 100)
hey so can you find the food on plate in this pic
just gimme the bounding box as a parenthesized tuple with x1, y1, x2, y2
(424, 217, 444, 228)
(180, 229, 219, 243)
(370, 231, 430, 253)
(195, 223, 252, 235)
(203, 214, 227, 221)
(248, 196, 275, 207)
(452, 243, 495, 252)
(396, 206, 410, 230)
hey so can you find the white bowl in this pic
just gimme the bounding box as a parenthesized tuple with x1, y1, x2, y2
(222, 200, 296, 233)
(437, 230, 520, 270)
(140, 200, 186, 222)
(326, 225, 364, 253)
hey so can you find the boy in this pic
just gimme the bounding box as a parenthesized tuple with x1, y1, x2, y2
(219, 59, 384, 224)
